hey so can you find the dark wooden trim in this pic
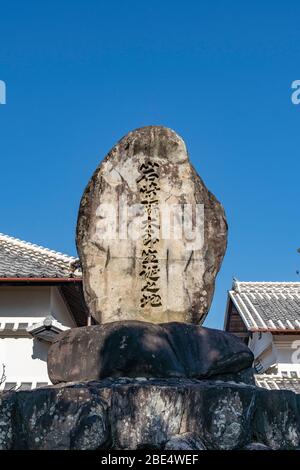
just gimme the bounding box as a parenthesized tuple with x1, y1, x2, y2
(59, 283, 90, 327)
(225, 297, 300, 335)
(224, 297, 250, 343)
(0, 278, 82, 286)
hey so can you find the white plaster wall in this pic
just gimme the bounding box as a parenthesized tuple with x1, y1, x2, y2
(0, 285, 76, 389)
(273, 336, 300, 373)
(249, 332, 273, 358)
(250, 333, 300, 375)
(0, 337, 50, 386)
(0, 286, 50, 325)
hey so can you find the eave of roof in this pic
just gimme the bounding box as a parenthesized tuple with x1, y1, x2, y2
(0, 233, 81, 279)
(227, 280, 300, 332)
(0, 234, 87, 326)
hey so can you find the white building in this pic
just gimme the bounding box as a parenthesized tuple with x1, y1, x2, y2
(224, 280, 300, 393)
(0, 233, 88, 391)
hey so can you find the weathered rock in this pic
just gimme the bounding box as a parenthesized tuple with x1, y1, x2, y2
(191, 383, 256, 450)
(0, 391, 16, 450)
(163, 322, 254, 380)
(212, 367, 255, 385)
(15, 385, 110, 450)
(111, 382, 186, 449)
(164, 432, 206, 450)
(242, 442, 271, 450)
(48, 321, 254, 384)
(1, 379, 300, 450)
(253, 388, 300, 449)
(76, 126, 227, 324)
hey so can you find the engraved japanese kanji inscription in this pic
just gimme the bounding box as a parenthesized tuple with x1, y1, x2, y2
(76, 126, 227, 324)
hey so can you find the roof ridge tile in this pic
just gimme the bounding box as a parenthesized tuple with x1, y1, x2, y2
(0, 233, 77, 263)
(0, 233, 82, 279)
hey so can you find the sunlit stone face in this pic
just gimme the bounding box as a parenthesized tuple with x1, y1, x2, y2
(76, 126, 227, 324)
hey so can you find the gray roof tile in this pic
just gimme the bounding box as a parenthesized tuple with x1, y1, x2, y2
(0, 233, 81, 279)
(229, 281, 300, 331)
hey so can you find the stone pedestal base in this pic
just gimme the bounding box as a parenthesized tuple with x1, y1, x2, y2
(1, 378, 300, 450)
(47, 321, 254, 384)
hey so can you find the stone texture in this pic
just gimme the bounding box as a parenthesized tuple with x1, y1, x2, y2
(164, 432, 207, 450)
(193, 384, 256, 450)
(242, 442, 271, 450)
(76, 126, 227, 324)
(212, 367, 255, 385)
(253, 388, 300, 449)
(111, 382, 186, 449)
(47, 321, 254, 384)
(1, 379, 300, 450)
(15, 385, 110, 450)
(0, 391, 16, 450)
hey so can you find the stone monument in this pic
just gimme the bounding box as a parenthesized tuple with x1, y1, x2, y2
(48, 126, 251, 384)
(1, 126, 300, 451)
(76, 126, 227, 324)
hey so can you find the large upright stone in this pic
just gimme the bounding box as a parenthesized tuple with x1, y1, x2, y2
(77, 126, 227, 324)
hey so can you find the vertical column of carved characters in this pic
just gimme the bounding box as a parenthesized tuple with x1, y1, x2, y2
(137, 161, 162, 308)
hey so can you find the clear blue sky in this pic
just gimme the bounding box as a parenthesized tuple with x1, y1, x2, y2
(0, 1, 299, 329)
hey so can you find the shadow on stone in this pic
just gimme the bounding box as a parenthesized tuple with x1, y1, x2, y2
(48, 321, 254, 385)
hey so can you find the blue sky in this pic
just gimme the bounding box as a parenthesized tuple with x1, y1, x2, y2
(0, 1, 299, 328)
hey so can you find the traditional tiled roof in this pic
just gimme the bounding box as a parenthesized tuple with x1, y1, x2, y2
(229, 280, 300, 331)
(0, 233, 81, 279)
(255, 373, 300, 394)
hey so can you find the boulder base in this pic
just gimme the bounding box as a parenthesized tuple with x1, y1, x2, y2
(47, 322, 254, 384)
(1, 379, 300, 450)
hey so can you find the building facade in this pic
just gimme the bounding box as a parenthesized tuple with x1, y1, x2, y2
(224, 280, 300, 393)
(0, 233, 88, 390)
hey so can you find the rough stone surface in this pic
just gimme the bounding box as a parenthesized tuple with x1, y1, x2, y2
(212, 367, 255, 385)
(0, 391, 16, 450)
(76, 126, 227, 324)
(242, 442, 271, 450)
(253, 388, 300, 449)
(1, 379, 299, 450)
(48, 321, 254, 384)
(164, 432, 207, 450)
(111, 382, 186, 449)
(14, 385, 110, 450)
(194, 384, 255, 450)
